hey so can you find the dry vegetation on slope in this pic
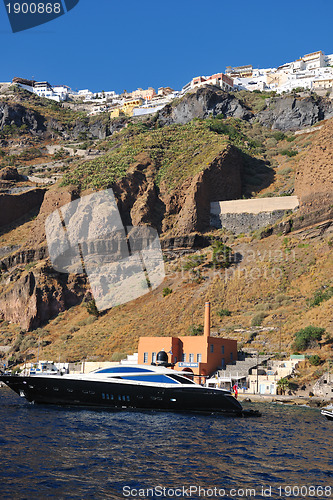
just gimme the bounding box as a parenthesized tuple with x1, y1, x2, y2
(0, 90, 332, 383)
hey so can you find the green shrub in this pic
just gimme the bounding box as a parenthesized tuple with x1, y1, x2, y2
(272, 131, 286, 141)
(61, 333, 73, 341)
(183, 255, 206, 270)
(211, 241, 232, 268)
(251, 312, 267, 326)
(279, 167, 292, 176)
(306, 286, 333, 308)
(255, 303, 271, 311)
(286, 136, 296, 142)
(69, 326, 80, 333)
(162, 287, 173, 297)
(308, 355, 321, 366)
(77, 317, 97, 327)
(293, 326, 325, 351)
(217, 308, 231, 317)
(188, 324, 204, 336)
(280, 149, 298, 157)
(85, 299, 100, 317)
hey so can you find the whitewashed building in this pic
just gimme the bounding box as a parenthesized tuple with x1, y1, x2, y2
(229, 50, 333, 94)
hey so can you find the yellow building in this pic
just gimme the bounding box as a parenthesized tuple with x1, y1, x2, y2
(110, 108, 124, 118)
(122, 98, 143, 116)
(110, 98, 143, 118)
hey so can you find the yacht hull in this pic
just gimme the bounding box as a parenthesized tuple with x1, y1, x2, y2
(0, 375, 243, 415)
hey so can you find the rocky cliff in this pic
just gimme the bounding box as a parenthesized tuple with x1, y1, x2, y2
(256, 95, 333, 131)
(2, 89, 333, 141)
(157, 86, 253, 126)
(0, 265, 86, 330)
(0, 103, 46, 135)
(113, 145, 244, 234)
(157, 88, 333, 131)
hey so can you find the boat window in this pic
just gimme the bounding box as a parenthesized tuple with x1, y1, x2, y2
(168, 374, 196, 385)
(120, 374, 179, 384)
(95, 367, 152, 374)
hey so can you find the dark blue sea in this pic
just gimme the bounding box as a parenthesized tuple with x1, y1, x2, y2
(0, 387, 332, 500)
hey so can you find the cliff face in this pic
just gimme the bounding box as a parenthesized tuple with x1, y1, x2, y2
(157, 86, 253, 126)
(0, 266, 86, 331)
(165, 146, 244, 233)
(295, 119, 333, 210)
(2, 90, 333, 141)
(256, 95, 333, 131)
(113, 145, 243, 234)
(0, 103, 46, 134)
(157, 89, 333, 131)
(0, 188, 46, 228)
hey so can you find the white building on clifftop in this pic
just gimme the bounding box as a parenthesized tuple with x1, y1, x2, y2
(228, 50, 333, 93)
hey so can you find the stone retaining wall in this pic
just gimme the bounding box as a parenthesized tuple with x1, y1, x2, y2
(211, 210, 288, 234)
(210, 196, 299, 234)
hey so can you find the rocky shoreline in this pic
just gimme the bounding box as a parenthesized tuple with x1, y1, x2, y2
(238, 393, 331, 408)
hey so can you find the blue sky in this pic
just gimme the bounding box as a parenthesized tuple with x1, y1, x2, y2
(1, 0, 332, 93)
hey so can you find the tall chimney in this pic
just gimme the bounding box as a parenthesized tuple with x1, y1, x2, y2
(204, 301, 210, 337)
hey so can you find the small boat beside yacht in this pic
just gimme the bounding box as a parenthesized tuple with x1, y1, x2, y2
(321, 404, 333, 421)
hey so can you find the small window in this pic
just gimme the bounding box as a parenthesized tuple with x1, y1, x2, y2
(106, 394, 109, 400)
(143, 352, 148, 363)
(230, 352, 233, 361)
(197, 354, 202, 362)
(210, 344, 214, 353)
(221, 346, 224, 354)
(152, 352, 156, 363)
(189, 354, 194, 362)
(182, 353, 186, 362)
(102, 393, 105, 399)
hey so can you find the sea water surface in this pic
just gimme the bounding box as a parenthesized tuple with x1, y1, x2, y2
(0, 387, 332, 500)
